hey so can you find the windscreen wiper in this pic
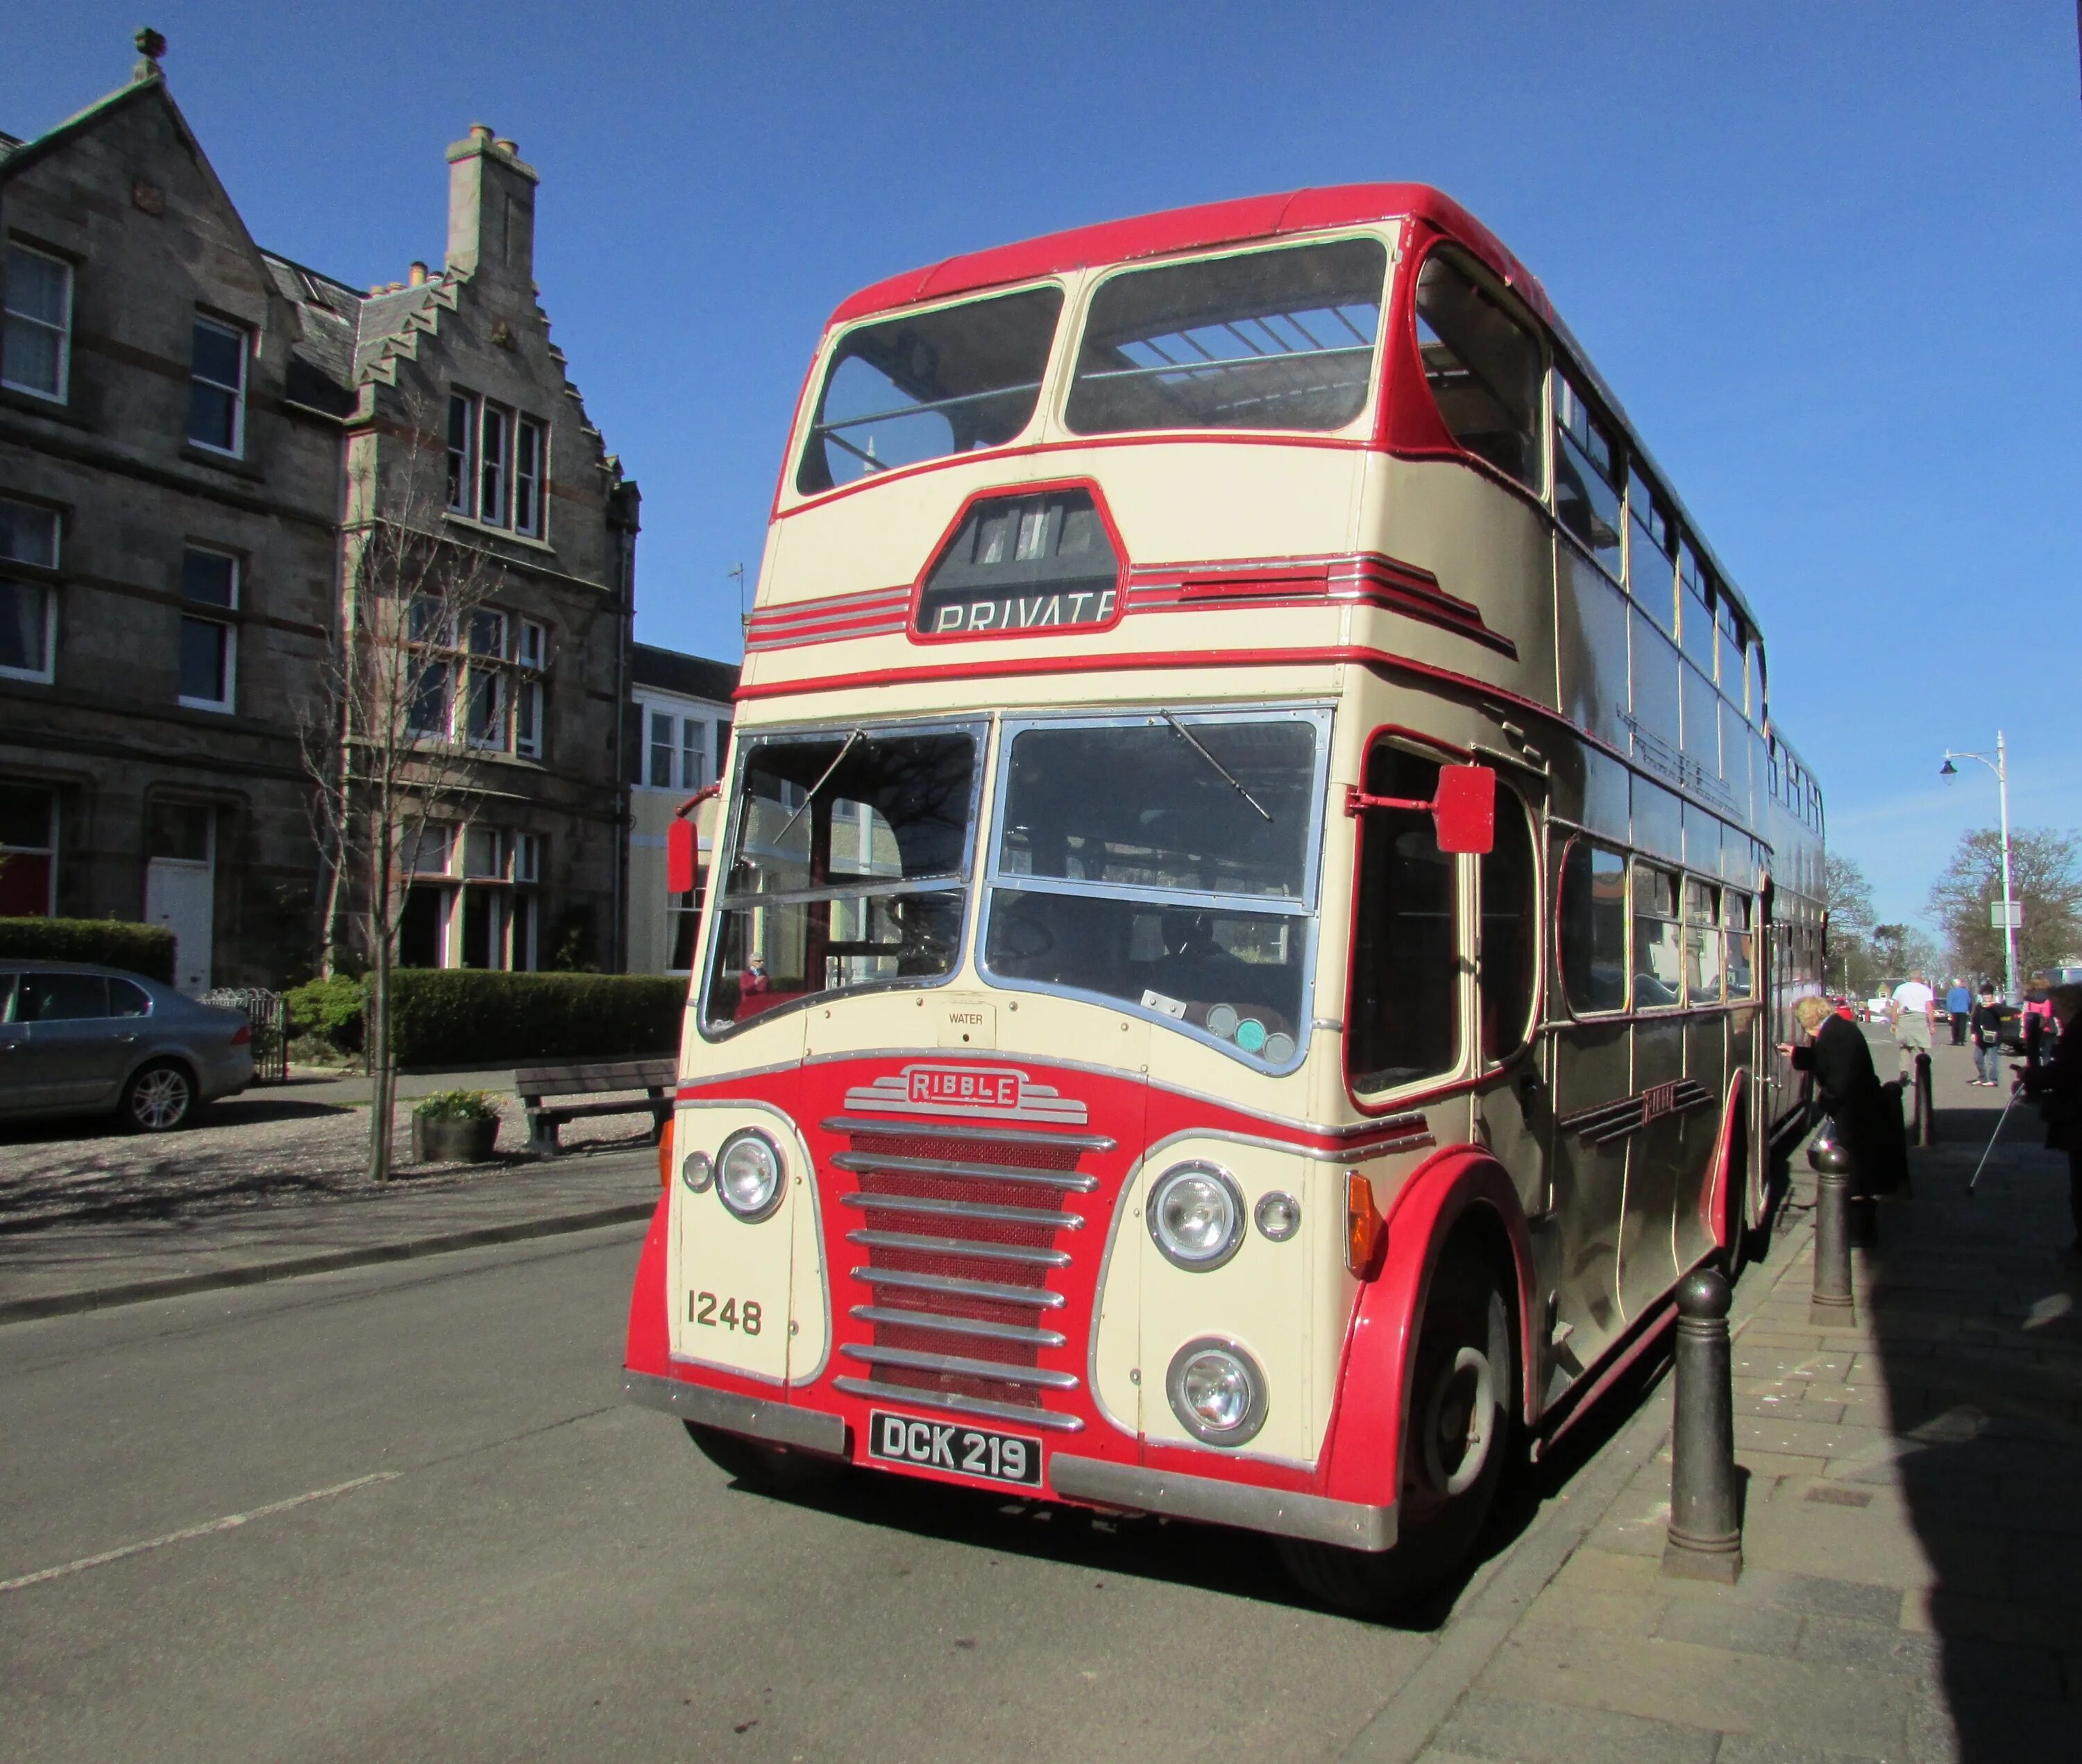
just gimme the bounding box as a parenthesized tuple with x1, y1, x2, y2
(771, 728, 865, 845)
(1161, 711, 1271, 823)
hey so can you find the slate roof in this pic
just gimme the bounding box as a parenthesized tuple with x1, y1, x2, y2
(632, 643, 740, 705)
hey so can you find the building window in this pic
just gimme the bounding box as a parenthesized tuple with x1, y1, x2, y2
(177, 548, 237, 711)
(514, 619, 547, 759)
(407, 658, 451, 736)
(0, 497, 59, 683)
(464, 610, 507, 746)
(0, 781, 56, 916)
(187, 317, 248, 455)
(681, 718, 708, 791)
(648, 711, 675, 788)
(514, 418, 545, 536)
(480, 403, 509, 525)
(3, 242, 71, 401)
(446, 392, 477, 515)
(510, 832, 542, 971)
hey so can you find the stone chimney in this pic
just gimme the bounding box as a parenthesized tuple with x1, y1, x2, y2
(445, 123, 538, 284)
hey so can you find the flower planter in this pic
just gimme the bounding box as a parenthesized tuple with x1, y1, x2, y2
(414, 1113, 500, 1164)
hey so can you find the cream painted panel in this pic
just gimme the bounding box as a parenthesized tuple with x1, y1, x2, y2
(1128, 1137, 1353, 1468)
(666, 1100, 828, 1384)
(1042, 442, 1363, 566)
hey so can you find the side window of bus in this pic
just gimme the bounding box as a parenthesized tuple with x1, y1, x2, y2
(1553, 373, 1623, 577)
(1478, 788, 1538, 1060)
(1627, 466, 1676, 631)
(1349, 747, 1462, 1092)
(1412, 250, 1543, 493)
(1725, 893, 1754, 999)
(1557, 836, 1627, 1015)
(797, 286, 1065, 495)
(1684, 878, 1723, 1004)
(1632, 861, 1683, 1009)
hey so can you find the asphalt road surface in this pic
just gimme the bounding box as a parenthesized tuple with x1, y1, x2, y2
(1, 1227, 1439, 1763)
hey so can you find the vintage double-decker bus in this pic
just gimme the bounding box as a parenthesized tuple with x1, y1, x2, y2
(623, 183, 1827, 1611)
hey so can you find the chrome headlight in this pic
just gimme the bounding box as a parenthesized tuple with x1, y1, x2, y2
(1146, 1161, 1245, 1271)
(715, 1128, 784, 1221)
(679, 1149, 714, 1194)
(1166, 1337, 1269, 1445)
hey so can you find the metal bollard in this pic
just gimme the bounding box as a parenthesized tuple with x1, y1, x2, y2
(1663, 1266, 1743, 1584)
(1809, 1133, 1857, 1328)
(1913, 1051, 1936, 1149)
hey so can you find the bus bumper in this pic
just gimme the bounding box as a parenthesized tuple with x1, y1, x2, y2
(1051, 1455, 1397, 1552)
(623, 1369, 847, 1458)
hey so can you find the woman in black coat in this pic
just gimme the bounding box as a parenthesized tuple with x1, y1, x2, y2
(2015, 984, 2082, 1261)
(1779, 995, 1906, 1203)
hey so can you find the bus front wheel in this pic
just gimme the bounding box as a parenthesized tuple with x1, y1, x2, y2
(684, 1421, 849, 1494)
(1280, 1240, 1514, 1616)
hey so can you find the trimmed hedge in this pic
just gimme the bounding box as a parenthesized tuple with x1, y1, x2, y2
(387, 969, 686, 1068)
(0, 917, 177, 984)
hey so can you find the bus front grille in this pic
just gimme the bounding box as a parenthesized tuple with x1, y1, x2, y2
(823, 1116, 1111, 1434)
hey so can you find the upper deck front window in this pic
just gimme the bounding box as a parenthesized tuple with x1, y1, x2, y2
(700, 724, 982, 1032)
(981, 709, 1327, 1071)
(1065, 238, 1387, 436)
(796, 287, 1063, 495)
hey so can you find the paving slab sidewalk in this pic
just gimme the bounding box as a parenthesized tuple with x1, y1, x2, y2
(1361, 1042, 2082, 1764)
(0, 1147, 659, 1324)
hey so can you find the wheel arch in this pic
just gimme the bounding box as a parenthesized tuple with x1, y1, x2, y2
(1316, 1146, 1537, 1515)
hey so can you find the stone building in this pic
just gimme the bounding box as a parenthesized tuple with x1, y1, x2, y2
(0, 44, 640, 987)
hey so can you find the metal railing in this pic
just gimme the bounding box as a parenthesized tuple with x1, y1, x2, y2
(201, 986, 287, 1084)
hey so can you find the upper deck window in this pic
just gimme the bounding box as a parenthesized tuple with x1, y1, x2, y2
(1554, 373, 1622, 578)
(1414, 250, 1543, 491)
(796, 287, 1063, 495)
(1065, 238, 1386, 436)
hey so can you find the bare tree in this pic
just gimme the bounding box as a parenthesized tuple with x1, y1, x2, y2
(302, 394, 508, 1180)
(1927, 826, 2082, 984)
(1822, 852, 1877, 994)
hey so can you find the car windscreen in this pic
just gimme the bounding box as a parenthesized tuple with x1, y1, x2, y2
(796, 287, 1064, 495)
(1065, 238, 1387, 436)
(983, 712, 1323, 1069)
(702, 726, 981, 1032)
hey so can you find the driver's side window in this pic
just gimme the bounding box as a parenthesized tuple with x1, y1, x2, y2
(1348, 745, 1464, 1094)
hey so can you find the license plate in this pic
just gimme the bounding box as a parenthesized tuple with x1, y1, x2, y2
(867, 1410, 1042, 1486)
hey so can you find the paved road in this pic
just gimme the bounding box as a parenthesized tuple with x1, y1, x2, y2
(1, 1227, 1439, 1763)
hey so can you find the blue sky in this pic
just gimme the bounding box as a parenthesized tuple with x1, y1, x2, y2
(6, 1, 2077, 933)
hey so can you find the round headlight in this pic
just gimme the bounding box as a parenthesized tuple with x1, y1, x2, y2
(1166, 1337, 1269, 1445)
(1146, 1162, 1245, 1271)
(679, 1150, 714, 1194)
(715, 1128, 784, 1221)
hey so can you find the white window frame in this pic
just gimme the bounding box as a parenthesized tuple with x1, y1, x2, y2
(2, 241, 72, 402)
(514, 832, 543, 884)
(681, 718, 708, 790)
(479, 402, 511, 527)
(514, 677, 543, 759)
(187, 316, 248, 457)
(446, 391, 479, 516)
(514, 416, 546, 536)
(648, 709, 676, 789)
(516, 618, 548, 670)
(176, 546, 239, 713)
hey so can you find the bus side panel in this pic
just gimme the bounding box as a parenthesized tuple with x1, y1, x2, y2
(625, 1191, 674, 1380)
(1673, 1014, 1729, 1271)
(1619, 1019, 1684, 1320)
(1545, 1021, 1632, 1381)
(1317, 1151, 1536, 1513)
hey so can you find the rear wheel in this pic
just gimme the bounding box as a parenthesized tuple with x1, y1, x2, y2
(121, 1062, 195, 1133)
(684, 1421, 848, 1494)
(1280, 1239, 1514, 1615)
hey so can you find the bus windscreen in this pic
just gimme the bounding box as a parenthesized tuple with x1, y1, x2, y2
(1065, 238, 1386, 436)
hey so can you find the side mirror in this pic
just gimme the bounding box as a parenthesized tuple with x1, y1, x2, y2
(666, 816, 699, 896)
(1432, 765, 1496, 855)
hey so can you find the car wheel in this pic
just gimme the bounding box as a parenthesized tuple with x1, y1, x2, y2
(121, 1061, 195, 1133)
(1280, 1238, 1514, 1616)
(684, 1421, 848, 1494)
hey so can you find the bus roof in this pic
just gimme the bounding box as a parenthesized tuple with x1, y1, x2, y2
(827, 183, 1552, 330)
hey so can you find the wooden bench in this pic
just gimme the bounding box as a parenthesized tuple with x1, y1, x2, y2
(512, 1058, 677, 1156)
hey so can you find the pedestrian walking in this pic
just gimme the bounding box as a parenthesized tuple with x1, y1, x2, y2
(1779, 995, 1904, 1241)
(1945, 977, 1972, 1046)
(2022, 972, 2055, 1067)
(2013, 983, 2082, 1264)
(1970, 982, 2009, 1086)
(1890, 972, 1937, 1082)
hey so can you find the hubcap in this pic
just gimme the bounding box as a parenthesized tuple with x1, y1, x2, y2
(133, 1070, 188, 1129)
(1422, 1343, 1497, 1498)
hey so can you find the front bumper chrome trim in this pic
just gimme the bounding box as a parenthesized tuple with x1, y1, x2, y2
(1048, 1455, 1398, 1552)
(622, 1371, 848, 1458)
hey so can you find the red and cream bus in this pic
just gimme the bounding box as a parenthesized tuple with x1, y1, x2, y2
(624, 183, 1827, 1611)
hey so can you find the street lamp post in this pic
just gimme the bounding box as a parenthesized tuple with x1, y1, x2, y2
(1940, 731, 2018, 1001)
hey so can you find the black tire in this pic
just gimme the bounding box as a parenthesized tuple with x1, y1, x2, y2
(684, 1421, 848, 1494)
(1280, 1239, 1514, 1616)
(121, 1061, 196, 1133)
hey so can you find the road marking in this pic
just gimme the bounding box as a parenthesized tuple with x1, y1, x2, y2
(0, 1471, 400, 1595)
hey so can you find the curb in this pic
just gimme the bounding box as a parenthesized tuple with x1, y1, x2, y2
(1338, 1205, 1817, 1764)
(0, 1201, 657, 1326)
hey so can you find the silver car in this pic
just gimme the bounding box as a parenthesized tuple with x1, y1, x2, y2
(0, 960, 254, 1131)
